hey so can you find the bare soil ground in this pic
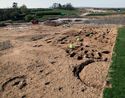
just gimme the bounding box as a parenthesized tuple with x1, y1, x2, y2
(0, 24, 117, 98)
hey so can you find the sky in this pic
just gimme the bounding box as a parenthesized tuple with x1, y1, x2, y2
(0, 0, 125, 8)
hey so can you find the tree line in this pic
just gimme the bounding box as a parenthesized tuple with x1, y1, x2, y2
(0, 2, 29, 21)
(0, 2, 75, 22)
(51, 3, 75, 10)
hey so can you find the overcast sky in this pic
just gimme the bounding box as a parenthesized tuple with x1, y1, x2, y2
(0, 0, 125, 8)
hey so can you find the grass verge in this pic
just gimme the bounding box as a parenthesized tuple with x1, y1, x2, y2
(103, 27, 125, 98)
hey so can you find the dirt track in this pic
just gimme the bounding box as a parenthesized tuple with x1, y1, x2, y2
(0, 24, 117, 98)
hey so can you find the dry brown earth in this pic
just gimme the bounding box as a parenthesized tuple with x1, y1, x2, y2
(0, 24, 117, 98)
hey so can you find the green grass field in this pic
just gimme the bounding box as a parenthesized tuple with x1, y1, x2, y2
(30, 8, 80, 21)
(103, 27, 125, 98)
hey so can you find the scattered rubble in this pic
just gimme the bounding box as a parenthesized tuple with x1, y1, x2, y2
(0, 24, 117, 98)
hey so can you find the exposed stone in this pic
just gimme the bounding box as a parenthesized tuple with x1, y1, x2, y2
(102, 50, 110, 54)
(94, 52, 102, 59)
(0, 40, 12, 51)
(70, 52, 76, 57)
(31, 35, 47, 41)
(77, 55, 83, 60)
